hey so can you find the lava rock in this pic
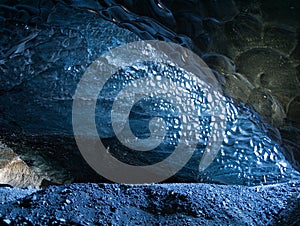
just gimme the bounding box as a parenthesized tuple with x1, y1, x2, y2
(0, 1, 299, 186)
(0, 182, 299, 225)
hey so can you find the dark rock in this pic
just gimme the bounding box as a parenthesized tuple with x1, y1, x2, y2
(0, 186, 37, 204)
(0, 182, 299, 225)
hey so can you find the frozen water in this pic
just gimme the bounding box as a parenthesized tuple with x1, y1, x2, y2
(202, 53, 236, 76)
(263, 25, 297, 55)
(247, 88, 286, 127)
(223, 72, 254, 103)
(236, 48, 299, 93)
(81, 60, 300, 185)
(74, 52, 299, 185)
(0, 1, 299, 185)
(287, 96, 300, 124)
(205, 0, 238, 21)
(200, 100, 298, 185)
(225, 13, 263, 50)
(0, 3, 140, 135)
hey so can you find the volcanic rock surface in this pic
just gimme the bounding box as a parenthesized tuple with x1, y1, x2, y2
(0, 182, 300, 225)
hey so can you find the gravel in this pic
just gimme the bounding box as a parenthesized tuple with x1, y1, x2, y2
(0, 181, 299, 225)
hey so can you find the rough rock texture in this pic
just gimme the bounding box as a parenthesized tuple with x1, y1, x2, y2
(0, 186, 36, 204)
(0, 182, 299, 225)
(0, 142, 42, 188)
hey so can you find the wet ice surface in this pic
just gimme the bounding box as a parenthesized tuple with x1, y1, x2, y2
(92, 61, 299, 185)
(0, 2, 140, 135)
(0, 1, 299, 185)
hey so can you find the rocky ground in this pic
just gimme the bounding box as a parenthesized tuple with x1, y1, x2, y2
(0, 181, 299, 225)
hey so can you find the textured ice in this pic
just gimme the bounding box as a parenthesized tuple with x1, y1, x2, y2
(247, 88, 286, 127)
(0, 3, 140, 135)
(202, 53, 236, 76)
(69, 0, 193, 49)
(94, 61, 300, 185)
(263, 25, 297, 54)
(225, 13, 263, 50)
(0, 1, 299, 185)
(236, 48, 299, 94)
(202, 53, 254, 103)
(287, 96, 300, 125)
(204, 0, 238, 21)
(261, 0, 299, 26)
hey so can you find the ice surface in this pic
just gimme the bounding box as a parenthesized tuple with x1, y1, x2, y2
(0, 3, 140, 135)
(75, 60, 300, 185)
(225, 13, 263, 50)
(287, 96, 300, 124)
(263, 25, 297, 55)
(247, 88, 286, 127)
(202, 53, 236, 76)
(236, 48, 299, 93)
(0, 1, 299, 185)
